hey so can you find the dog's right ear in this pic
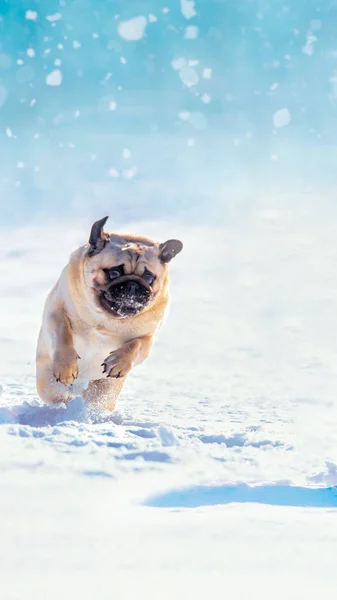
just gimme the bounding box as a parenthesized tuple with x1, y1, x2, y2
(88, 216, 109, 256)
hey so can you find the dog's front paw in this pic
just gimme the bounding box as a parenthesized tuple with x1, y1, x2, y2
(102, 348, 133, 379)
(53, 348, 79, 385)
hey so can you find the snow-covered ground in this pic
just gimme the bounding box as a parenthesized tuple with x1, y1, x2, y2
(1, 192, 337, 598)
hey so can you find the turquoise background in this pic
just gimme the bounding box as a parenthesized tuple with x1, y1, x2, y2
(0, 1, 336, 225)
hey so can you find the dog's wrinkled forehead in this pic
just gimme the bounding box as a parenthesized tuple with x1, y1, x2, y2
(101, 236, 160, 273)
(119, 240, 151, 254)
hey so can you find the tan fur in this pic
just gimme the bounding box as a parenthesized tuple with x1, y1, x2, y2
(36, 223, 182, 410)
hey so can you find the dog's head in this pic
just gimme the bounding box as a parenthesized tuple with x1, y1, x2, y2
(84, 216, 183, 318)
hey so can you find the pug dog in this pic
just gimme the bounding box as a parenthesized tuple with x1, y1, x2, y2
(36, 217, 183, 410)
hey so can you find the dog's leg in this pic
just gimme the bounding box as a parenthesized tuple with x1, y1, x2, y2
(36, 307, 79, 405)
(49, 308, 79, 385)
(83, 377, 125, 411)
(36, 355, 75, 405)
(101, 335, 153, 379)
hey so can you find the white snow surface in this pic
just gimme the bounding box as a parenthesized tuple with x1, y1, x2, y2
(0, 208, 337, 598)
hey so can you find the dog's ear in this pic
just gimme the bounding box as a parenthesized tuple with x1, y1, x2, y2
(88, 216, 109, 256)
(159, 239, 183, 263)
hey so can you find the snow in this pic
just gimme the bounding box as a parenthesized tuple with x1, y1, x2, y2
(273, 108, 291, 128)
(27, 48, 35, 57)
(171, 57, 186, 70)
(118, 16, 147, 41)
(25, 10, 38, 21)
(124, 166, 137, 179)
(0, 212, 337, 597)
(201, 92, 211, 104)
(179, 65, 199, 87)
(181, 0, 197, 19)
(178, 110, 207, 129)
(2, 0, 337, 590)
(46, 69, 63, 86)
(185, 25, 199, 39)
(46, 13, 62, 22)
(302, 33, 317, 56)
(122, 148, 131, 159)
(202, 67, 212, 79)
(108, 167, 119, 178)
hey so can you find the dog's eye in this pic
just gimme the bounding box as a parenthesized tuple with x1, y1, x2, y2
(108, 268, 121, 280)
(143, 271, 155, 285)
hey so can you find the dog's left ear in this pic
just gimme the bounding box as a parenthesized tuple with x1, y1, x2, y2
(159, 239, 183, 263)
(88, 216, 109, 256)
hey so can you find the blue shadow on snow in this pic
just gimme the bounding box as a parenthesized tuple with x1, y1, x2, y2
(145, 483, 337, 509)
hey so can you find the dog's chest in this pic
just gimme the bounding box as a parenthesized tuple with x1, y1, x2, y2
(74, 329, 119, 381)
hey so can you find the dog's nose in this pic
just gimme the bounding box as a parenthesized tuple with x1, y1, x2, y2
(126, 281, 140, 295)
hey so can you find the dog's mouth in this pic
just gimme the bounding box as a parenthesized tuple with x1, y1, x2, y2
(99, 275, 152, 318)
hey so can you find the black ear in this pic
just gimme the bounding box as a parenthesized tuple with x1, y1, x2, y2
(88, 216, 109, 256)
(159, 239, 183, 263)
